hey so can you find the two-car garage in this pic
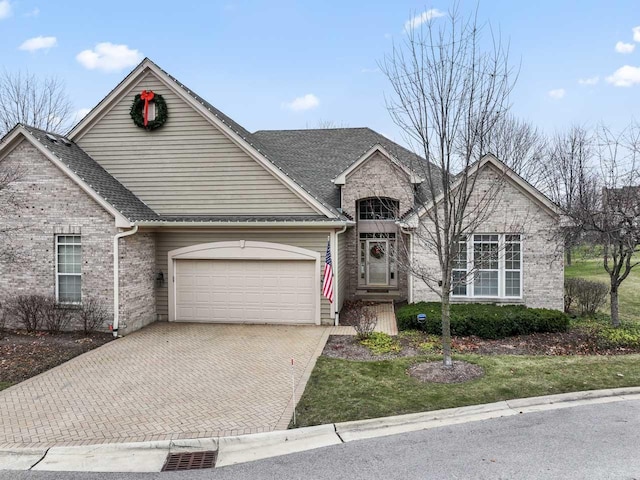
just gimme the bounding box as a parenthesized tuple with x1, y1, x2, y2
(168, 241, 321, 325)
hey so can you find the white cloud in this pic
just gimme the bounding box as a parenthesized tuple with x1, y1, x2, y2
(606, 65, 640, 87)
(0, 0, 11, 19)
(615, 41, 636, 54)
(633, 26, 640, 42)
(282, 94, 320, 112)
(361, 67, 380, 74)
(19, 35, 57, 52)
(404, 9, 445, 32)
(548, 88, 566, 99)
(25, 7, 39, 17)
(384, 33, 391, 39)
(578, 76, 599, 86)
(76, 43, 143, 72)
(74, 108, 92, 123)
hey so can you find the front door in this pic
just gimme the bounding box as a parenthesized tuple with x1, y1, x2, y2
(366, 239, 389, 285)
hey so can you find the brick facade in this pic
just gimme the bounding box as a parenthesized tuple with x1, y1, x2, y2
(118, 232, 157, 334)
(0, 140, 158, 333)
(411, 163, 564, 310)
(0, 141, 116, 330)
(340, 152, 413, 302)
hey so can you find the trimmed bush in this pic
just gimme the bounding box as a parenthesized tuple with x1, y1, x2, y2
(6, 295, 48, 332)
(42, 297, 73, 334)
(396, 302, 569, 339)
(341, 300, 378, 340)
(564, 278, 608, 316)
(79, 296, 110, 335)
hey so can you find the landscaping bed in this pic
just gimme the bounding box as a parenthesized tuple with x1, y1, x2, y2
(0, 330, 112, 390)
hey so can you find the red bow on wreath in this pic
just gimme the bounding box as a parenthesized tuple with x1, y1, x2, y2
(140, 90, 155, 127)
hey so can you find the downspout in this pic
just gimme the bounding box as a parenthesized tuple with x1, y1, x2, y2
(399, 225, 414, 304)
(334, 224, 348, 326)
(112, 225, 139, 337)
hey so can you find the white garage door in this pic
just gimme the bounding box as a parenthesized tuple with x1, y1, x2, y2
(175, 259, 316, 324)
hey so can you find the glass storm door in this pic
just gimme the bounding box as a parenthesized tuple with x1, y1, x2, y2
(366, 239, 389, 285)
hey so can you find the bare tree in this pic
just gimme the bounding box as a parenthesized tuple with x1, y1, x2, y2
(381, 5, 517, 366)
(541, 125, 598, 265)
(309, 119, 350, 129)
(578, 125, 640, 327)
(0, 163, 23, 264)
(485, 114, 547, 187)
(0, 70, 73, 136)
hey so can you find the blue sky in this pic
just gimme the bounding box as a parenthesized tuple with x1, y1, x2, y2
(1, 0, 639, 142)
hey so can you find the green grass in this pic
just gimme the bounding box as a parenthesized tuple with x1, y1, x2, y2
(292, 354, 640, 427)
(0, 382, 12, 391)
(565, 258, 640, 323)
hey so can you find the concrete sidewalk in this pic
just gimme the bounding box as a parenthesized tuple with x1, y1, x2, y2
(3, 386, 639, 473)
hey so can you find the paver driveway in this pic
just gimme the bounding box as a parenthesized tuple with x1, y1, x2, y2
(0, 322, 329, 448)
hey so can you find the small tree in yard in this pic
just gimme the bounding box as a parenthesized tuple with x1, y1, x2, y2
(578, 125, 640, 327)
(381, 5, 517, 367)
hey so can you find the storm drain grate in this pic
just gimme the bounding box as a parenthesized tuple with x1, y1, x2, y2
(161, 450, 217, 471)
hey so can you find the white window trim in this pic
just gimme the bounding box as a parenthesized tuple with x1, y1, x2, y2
(55, 235, 82, 305)
(451, 233, 523, 300)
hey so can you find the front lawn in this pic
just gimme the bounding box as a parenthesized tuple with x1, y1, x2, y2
(0, 382, 11, 391)
(566, 257, 640, 323)
(292, 354, 640, 427)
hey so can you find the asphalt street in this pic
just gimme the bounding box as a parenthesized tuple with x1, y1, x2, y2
(3, 399, 640, 480)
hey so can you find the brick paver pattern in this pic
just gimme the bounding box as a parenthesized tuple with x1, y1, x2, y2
(331, 302, 397, 336)
(0, 323, 329, 448)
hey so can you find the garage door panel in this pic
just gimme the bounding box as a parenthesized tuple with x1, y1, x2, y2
(175, 259, 316, 324)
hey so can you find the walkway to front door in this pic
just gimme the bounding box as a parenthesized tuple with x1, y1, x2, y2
(331, 302, 398, 336)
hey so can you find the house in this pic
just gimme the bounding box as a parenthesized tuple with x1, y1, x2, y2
(0, 59, 564, 335)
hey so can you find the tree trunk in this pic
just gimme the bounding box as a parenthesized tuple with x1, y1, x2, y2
(566, 246, 572, 267)
(610, 287, 620, 328)
(441, 294, 453, 368)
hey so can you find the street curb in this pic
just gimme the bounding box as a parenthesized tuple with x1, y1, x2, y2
(2, 386, 640, 472)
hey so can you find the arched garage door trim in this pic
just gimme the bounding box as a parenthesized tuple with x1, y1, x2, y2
(168, 241, 321, 325)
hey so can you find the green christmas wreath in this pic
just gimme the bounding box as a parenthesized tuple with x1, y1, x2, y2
(130, 91, 168, 130)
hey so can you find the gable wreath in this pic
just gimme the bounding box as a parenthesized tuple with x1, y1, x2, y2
(130, 90, 168, 130)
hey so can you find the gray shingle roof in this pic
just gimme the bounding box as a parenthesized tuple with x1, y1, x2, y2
(253, 128, 442, 209)
(22, 125, 159, 222)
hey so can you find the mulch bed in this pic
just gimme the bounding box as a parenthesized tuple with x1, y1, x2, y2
(0, 330, 113, 386)
(408, 361, 485, 384)
(322, 327, 640, 361)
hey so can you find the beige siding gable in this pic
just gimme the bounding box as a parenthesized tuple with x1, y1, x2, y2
(77, 71, 317, 216)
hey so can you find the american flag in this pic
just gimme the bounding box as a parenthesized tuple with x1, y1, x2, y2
(322, 239, 334, 303)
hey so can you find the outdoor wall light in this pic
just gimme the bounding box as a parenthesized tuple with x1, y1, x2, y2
(156, 271, 165, 288)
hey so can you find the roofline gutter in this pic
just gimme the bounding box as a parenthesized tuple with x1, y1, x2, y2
(133, 220, 355, 228)
(112, 225, 139, 337)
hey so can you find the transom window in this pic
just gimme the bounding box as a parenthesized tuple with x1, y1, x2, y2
(452, 234, 521, 298)
(358, 198, 399, 220)
(56, 235, 82, 304)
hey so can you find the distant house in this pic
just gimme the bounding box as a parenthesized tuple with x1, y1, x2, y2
(0, 59, 564, 335)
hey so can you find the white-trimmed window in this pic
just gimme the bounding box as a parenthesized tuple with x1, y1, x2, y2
(56, 235, 82, 304)
(451, 234, 522, 299)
